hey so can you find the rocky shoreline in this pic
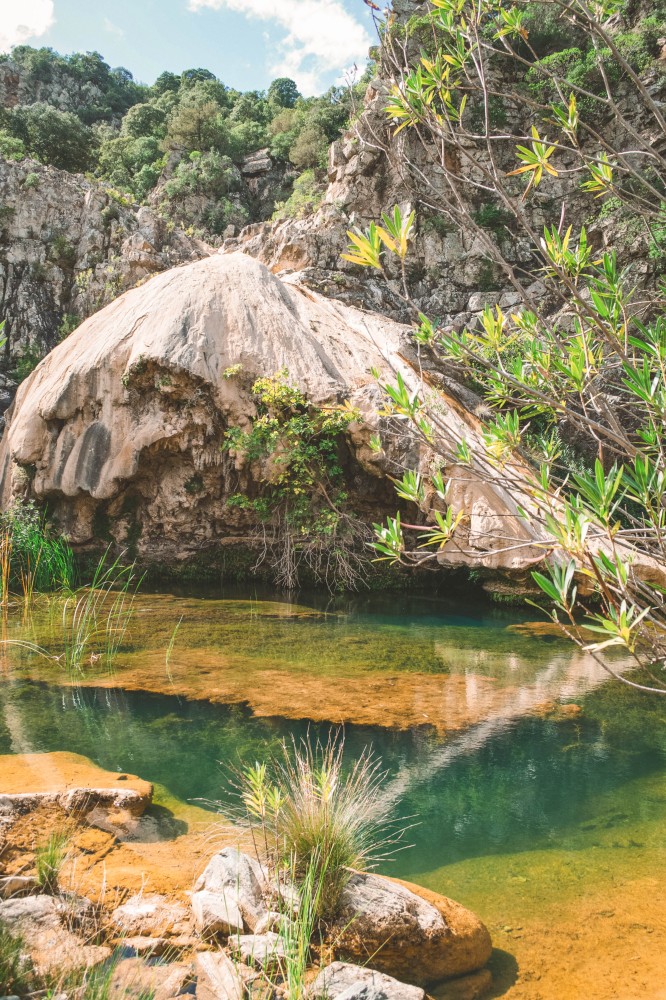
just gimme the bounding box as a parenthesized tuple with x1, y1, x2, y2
(0, 752, 493, 999)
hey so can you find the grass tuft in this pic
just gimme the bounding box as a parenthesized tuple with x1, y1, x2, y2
(236, 731, 404, 921)
(35, 829, 70, 893)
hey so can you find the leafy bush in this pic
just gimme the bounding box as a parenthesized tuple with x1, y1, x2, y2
(0, 129, 26, 161)
(272, 170, 323, 221)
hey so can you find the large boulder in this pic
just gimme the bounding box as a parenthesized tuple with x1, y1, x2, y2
(330, 874, 492, 988)
(0, 251, 549, 580)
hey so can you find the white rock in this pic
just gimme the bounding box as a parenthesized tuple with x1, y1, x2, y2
(191, 889, 245, 938)
(232, 931, 286, 969)
(194, 848, 266, 932)
(308, 962, 424, 1000)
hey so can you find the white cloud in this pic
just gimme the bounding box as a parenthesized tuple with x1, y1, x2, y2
(0, 0, 55, 52)
(187, 0, 372, 94)
(103, 17, 125, 39)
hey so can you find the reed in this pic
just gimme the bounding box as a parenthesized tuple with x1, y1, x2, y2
(61, 550, 141, 673)
(0, 501, 76, 602)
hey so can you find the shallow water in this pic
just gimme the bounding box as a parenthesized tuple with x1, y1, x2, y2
(0, 587, 665, 997)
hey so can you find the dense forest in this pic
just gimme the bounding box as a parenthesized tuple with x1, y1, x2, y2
(0, 45, 371, 237)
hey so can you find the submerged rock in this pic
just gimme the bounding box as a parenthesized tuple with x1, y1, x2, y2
(330, 874, 492, 988)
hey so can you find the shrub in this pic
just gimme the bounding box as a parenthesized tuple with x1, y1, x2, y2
(23, 171, 40, 189)
(272, 170, 323, 222)
(0, 129, 26, 161)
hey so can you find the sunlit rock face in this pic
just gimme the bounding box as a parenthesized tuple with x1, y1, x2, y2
(0, 156, 211, 363)
(0, 251, 549, 575)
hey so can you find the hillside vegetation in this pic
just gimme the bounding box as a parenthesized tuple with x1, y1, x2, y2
(0, 46, 370, 236)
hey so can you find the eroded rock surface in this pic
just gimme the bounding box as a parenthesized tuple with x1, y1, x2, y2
(0, 250, 550, 581)
(0, 156, 210, 363)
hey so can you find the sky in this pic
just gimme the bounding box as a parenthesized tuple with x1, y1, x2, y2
(0, 0, 379, 96)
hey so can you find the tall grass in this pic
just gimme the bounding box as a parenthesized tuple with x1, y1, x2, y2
(0, 500, 75, 602)
(237, 732, 403, 922)
(35, 829, 70, 893)
(276, 850, 328, 1000)
(2, 549, 141, 674)
(61, 551, 140, 672)
(0, 919, 34, 994)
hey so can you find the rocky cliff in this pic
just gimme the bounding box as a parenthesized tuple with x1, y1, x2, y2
(0, 157, 211, 370)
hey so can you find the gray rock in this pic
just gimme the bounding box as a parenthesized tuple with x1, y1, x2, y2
(0, 894, 110, 976)
(232, 931, 286, 970)
(195, 952, 244, 1000)
(112, 893, 189, 937)
(329, 874, 492, 987)
(194, 848, 266, 931)
(308, 963, 424, 1000)
(191, 888, 245, 938)
(254, 909, 291, 935)
(467, 291, 501, 312)
(498, 290, 522, 308)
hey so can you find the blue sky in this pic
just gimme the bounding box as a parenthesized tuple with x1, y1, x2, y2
(0, 0, 379, 95)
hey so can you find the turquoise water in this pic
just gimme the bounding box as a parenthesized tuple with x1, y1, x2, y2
(1, 587, 664, 884)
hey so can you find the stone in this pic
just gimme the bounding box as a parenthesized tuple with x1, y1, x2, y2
(109, 957, 194, 1000)
(0, 874, 38, 898)
(329, 874, 492, 988)
(191, 888, 245, 938)
(253, 909, 290, 935)
(0, 894, 111, 976)
(232, 932, 286, 970)
(194, 848, 266, 931)
(0, 156, 211, 365)
(195, 951, 244, 1000)
(308, 962, 424, 1000)
(466, 291, 501, 312)
(112, 893, 190, 938)
(1, 252, 555, 584)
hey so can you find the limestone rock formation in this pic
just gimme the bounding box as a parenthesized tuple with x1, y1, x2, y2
(0, 156, 211, 363)
(0, 250, 551, 580)
(330, 874, 492, 987)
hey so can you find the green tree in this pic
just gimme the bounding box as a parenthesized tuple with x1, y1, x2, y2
(346, 0, 666, 694)
(120, 102, 167, 140)
(11, 103, 95, 171)
(268, 77, 301, 109)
